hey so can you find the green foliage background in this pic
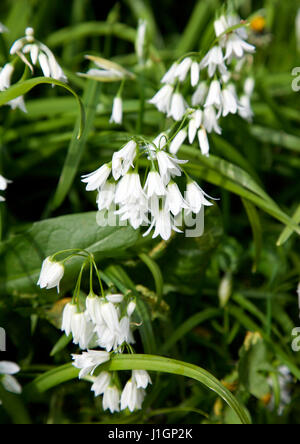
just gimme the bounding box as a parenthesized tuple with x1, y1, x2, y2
(0, 0, 299, 425)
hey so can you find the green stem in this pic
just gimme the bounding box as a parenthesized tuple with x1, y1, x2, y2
(137, 71, 145, 134)
(24, 355, 251, 424)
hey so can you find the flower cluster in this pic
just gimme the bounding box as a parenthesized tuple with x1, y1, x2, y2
(0, 27, 67, 113)
(37, 251, 152, 414)
(0, 175, 12, 203)
(149, 13, 256, 156)
(72, 352, 152, 413)
(62, 293, 136, 352)
(82, 138, 213, 240)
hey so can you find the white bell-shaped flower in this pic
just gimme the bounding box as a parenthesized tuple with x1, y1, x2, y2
(144, 171, 166, 198)
(112, 140, 137, 180)
(200, 46, 227, 78)
(91, 371, 111, 397)
(168, 92, 186, 121)
(149, 84, 174, 113)
(205, 80, 222, 109)
(61, 303, 77, 337)
(169, 129, 187, 155)
(156, 151, 186, 185)
(186, 181, 213, 214)
(110, 97, 123, 125)
(86, 295, 104, 325)
(81, 164, 111, 191)
(166, 181, 188, 216)
(197, 128, 210, 157)
(120, 379, 145, 412)
(71, 312, 94, 350)
(103, 385, 120, 413)
(132, 370, 152, 389)
(97, 182, 116, 211)
(37, 257, 64, 292)
(72, 350, 110, 379)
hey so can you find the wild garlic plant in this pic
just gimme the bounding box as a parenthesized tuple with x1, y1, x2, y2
(37, 250, 152, 413)
(33, 10, 257, 414)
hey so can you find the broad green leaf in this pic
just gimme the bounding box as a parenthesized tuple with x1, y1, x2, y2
(25, 355, 251, 424)
(0, 212, 139, 296)
(0, 77, 85, 139)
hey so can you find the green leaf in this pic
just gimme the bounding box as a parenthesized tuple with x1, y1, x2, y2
(50, 334, 72, 357)
(238, 336, 271, 399)
(46, 22, 136, 47)
(242, 199, 263, 272)
(25, 355, 251, 424)
(161, 308, 221, 354)
(229, 305, 300, 381)
(178, 146, 300, 236)
(180, 146, 274, 204)
(0, 212, 139, 296)
(250, 126, 300, 153)
(277, 204, 300, 246)
(139, 253, 164, 301)
(51, 80, 101, 211)
(176, 0, 217, 54)
(160, 206, 223, 288)
(0, 77, 85, 139)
